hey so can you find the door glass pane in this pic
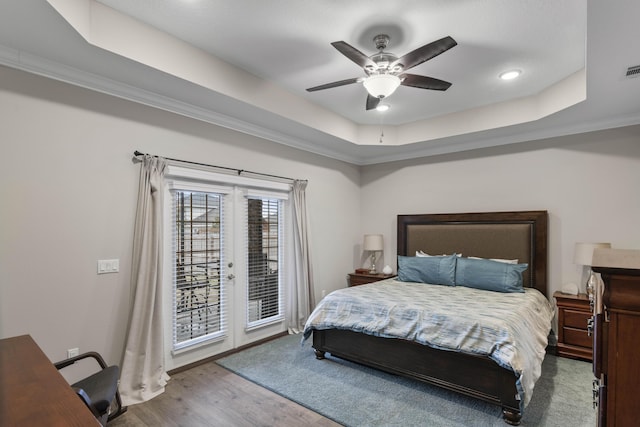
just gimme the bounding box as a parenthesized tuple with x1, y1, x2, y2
(247, 197, 281, 325)
(173, 191, 224, 349)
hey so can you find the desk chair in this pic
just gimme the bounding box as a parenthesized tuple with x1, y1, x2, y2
(55, 351, 127, 425)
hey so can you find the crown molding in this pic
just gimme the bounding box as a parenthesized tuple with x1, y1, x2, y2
(0, 44, 361, 164)
(3, 43, 640, 167)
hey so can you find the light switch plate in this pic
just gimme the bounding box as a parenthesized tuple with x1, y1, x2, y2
(97, 259, 119, 274)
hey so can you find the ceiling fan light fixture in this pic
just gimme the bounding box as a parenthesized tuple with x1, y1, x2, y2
(363, 74, 401, 98)
(499, 69, 521, 80)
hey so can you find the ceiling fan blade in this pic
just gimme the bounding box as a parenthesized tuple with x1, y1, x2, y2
(366, 95, 381, 111)
(400, 74, 452, 91)
(391, 36, 457, 71)
(306, 77, 361, 92)
(331, 41, 376, 69)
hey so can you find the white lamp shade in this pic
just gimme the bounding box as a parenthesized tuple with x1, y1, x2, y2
(363, 234, 384, 251)
(574, 242, 612, 266)
(363, 74, 401, 98)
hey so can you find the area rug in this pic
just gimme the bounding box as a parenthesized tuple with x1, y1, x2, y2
(217, 334, 595, 427)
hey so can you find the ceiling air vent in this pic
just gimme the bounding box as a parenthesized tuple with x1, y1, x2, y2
(626, 65, 640, 78)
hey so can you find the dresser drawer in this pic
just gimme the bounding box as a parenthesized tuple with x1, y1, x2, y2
(563, 309, 590, 330)
(563, 327, 593, 349)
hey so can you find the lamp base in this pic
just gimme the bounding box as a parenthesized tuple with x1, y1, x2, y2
(369, 253, 379, 275)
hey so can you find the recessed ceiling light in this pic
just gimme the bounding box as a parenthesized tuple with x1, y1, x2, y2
(376, 104, 390, 112)
(499, 70, 521, 80)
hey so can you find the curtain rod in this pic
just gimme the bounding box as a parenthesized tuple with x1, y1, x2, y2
(133, 150, 306, 183)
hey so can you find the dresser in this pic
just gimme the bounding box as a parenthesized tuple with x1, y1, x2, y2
(348, 272, 395, 286)
(591, 265, 640, 426)
(554, 291, 592, 361)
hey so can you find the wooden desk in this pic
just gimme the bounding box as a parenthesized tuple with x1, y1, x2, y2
(0, 334, 100, 426)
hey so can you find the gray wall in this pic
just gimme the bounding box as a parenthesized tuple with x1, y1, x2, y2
(2, 64, 639, 367)
(359, 127, 640, 297)
(0, 66, 360, 365)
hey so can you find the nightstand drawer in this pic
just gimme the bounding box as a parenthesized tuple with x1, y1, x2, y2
(349, 275, 376, 286)
(563, 327, 592, 349)
(553, 291, 592, 362)
(563, 309, 590, 330)
(348, 273, 395, 286)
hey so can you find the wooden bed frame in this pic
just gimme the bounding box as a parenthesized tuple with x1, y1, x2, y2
(312, 211, 548, 425)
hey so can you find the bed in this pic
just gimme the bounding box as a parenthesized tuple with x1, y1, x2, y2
(304, 211, 551, 425)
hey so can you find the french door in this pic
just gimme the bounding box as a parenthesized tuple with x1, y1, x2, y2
(163, 167, 289, 370)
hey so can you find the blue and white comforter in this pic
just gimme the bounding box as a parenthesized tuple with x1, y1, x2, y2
(302, 279, 554, 407)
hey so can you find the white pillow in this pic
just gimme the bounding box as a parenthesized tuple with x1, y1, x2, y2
(416, 251, 462, 257)
(468, 256, 518, 264)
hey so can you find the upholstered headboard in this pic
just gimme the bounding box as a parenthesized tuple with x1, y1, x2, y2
(397, 211, 548, 295)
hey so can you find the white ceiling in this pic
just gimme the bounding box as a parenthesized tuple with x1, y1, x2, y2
(96, 0, 587, 126)
(1, 0, 639, 165)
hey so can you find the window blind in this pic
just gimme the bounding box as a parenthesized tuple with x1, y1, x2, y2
(245, 196, 285, 328)
(171, 190, 227, 350)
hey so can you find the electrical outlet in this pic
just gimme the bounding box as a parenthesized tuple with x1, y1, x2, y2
(67, 348, 79, 358)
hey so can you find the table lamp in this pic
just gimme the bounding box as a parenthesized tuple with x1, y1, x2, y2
(363, 234, 384, 274)
(574, 242, 611, 297)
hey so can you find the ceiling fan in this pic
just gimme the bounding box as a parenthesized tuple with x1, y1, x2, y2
(307, 34, 457, 110)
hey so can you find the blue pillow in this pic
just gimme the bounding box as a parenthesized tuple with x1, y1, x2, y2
(397, 255, 457, 286)
(455, 257, 528, 293)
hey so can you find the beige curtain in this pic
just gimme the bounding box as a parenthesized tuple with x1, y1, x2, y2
(287, 180, 315, 333)
(120, 155, 170, 406)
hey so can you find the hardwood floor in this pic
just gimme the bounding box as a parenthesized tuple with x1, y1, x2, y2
(109, 361, 341, 427)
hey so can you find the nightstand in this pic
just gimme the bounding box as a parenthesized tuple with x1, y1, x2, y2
(554, 291, 592, 362)
(348, 272, 395, 287)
